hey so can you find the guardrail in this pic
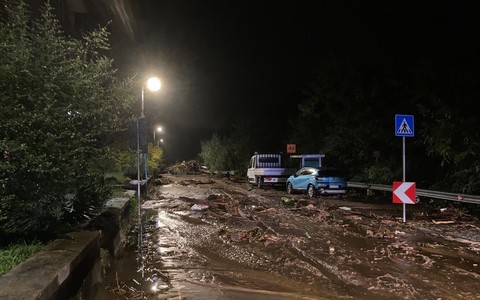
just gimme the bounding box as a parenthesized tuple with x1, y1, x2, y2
(347, 182, 480, 205)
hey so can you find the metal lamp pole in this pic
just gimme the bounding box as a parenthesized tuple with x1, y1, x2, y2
(136, 119, 141, 221)
(138, 76, 161, 279)
(141, 86, 149, 198)
(137, 77, 161, 279)
(136, 86, 145, 278)
(140, 78, 161, 201)
(137, 85, 145, 219)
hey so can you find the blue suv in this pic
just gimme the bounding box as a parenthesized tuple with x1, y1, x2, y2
(286, 167, 347, 198)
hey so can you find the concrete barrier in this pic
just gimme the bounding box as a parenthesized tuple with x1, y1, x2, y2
(0, 191, 134, 300)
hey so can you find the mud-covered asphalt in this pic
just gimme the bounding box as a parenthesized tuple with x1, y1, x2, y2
(100, 173, 480, 300)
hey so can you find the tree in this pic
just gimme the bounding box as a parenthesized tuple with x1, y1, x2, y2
(199, 134, 228, 172)
(147, 143, 164, 176)
(288, 56, 400, 182)
(0, 1, 135, 240)
(413, 58, 480, 193)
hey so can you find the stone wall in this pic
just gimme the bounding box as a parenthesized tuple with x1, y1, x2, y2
(0, 191, 134, 300)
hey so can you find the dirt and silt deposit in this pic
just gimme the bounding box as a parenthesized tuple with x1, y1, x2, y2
(97, 173, 480, 300)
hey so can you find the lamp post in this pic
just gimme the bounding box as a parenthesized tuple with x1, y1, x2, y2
(136, 76, 161, 214)
(137, 76, 161, 278)
(143, 78, 160, 197)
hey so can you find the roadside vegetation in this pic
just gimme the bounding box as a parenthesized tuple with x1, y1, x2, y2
(0, 242, 43, 276)
(0, 1, 166, 276)
(0, 1, 140, 250)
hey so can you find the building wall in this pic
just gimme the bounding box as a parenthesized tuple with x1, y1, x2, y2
(1, 0, 95, 38)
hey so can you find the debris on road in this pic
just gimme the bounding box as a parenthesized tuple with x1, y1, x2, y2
(281, 196, 295, 205)
(132, 172, 480, 300)
(191, 204, 209, 211)
(432, 220, 455, 225)
(166, 160, 200, 175)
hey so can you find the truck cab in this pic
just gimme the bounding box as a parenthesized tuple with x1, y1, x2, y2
(247, 153, 296, 188)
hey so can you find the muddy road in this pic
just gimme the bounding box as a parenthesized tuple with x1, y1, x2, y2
(97, 173, 480, 300)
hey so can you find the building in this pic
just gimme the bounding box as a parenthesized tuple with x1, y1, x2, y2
(1, 0, 105, 38)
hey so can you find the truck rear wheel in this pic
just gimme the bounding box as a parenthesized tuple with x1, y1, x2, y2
(256, 176, 262, 188)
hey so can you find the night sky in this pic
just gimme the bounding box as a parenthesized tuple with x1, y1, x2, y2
(104, 1, 480, 162)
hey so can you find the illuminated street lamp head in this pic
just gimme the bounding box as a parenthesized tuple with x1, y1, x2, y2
(146, 77, 161, 92)
(141, 77, 161, 117)
(153, 126, 163, 141)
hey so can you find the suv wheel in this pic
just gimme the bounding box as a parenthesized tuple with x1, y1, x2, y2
(287, 182, 293, 194)
(307, 185, 316, 198)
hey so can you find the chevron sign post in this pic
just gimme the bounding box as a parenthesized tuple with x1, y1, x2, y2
(393, 181, 416, 222)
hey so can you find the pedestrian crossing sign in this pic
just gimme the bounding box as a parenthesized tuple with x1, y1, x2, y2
(395, 114, 414, 137)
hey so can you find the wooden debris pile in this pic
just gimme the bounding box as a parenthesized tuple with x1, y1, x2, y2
(166, 160, 200, 175)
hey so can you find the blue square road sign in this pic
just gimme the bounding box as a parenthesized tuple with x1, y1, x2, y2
(395, 114, 414, 137)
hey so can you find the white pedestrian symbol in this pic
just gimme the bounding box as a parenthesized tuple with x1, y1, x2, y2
(397, 118, 412, 134)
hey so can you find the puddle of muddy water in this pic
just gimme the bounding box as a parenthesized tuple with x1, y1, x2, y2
(90, 237, 160, 299)
(92, 208, 323, 300)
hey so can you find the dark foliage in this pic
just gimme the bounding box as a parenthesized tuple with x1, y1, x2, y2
(0, 1, 135, 241)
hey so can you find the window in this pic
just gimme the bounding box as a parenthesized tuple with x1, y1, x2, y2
(317, 169, 343, 178)
(258, 157, 280, 163)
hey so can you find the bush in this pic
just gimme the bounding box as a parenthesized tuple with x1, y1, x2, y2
(0, 1, 135, 240)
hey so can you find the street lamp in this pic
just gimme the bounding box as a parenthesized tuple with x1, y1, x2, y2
(137, 76, 161, 278)
(153, 126, 162, 142)
(137, 77, 161, 277)
(137, 76, 161, 212)
(158, 138, 164, 147)
(141, 77, 161, 117)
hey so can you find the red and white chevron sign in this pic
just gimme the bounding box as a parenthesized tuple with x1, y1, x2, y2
(392, 181, 416, 204)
